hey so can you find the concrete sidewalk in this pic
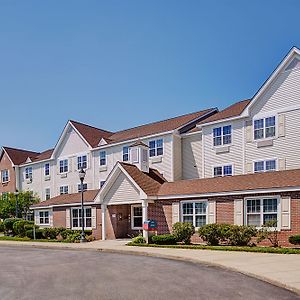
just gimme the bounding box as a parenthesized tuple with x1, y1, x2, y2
(0, 239, 300, 295)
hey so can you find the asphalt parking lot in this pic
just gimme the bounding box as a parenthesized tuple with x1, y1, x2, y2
(0, 246, 298, 300)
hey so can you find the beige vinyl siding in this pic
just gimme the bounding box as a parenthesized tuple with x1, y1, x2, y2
(182, 132, 202, 180)
(172, 134, 182, 181)
(251, 67, 300, 115)
(245, 109, 300, 171)
(202, 120, 244, 178)
(103, 172, 140, 204)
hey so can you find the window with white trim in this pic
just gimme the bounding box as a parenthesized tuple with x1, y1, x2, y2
(59, 185, 69, 195)
(99, 151, 106, 166)
(254, 116, 275, 140)
(25, 167, 33, 179)
(254, 160, 276, 173)
(39, 211, 49, 224)
(100, 181, 106, 188)
(44, 163, 50, 176)
(1, 169, 9, 183)
(59, 159, 68, 173)
(131, 205, 143, 229)
(78, 183, 88, 192)
(246, 197, 278, 227)
(77, 155, 87, 170)
(213, 165, 233, 177)
(213, 125, 232, 146)
(181, 201, 207, 227)
(123, 146, 129, 162)
(72, 207, 92, 229)
(149, 139, 163, 157)
(45, 188, 51, 200)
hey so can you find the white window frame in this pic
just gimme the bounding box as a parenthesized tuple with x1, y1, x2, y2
(39, 210, 50, 225)
(59, 185, 69, 195)
(122, 146, 129, 162)
(44, 163, 50, 177)
(212, 125, 232, 147)
(149, 139, 164, 157)
(59, 159, 68, 174)
(45, 188, 51, 200)
(99, 151, 106, 166)
(244, 196, 281, 229)
(253, 115, 277, 141)
(253, 159, 277, 173)
(212, 164, 234, 177)
(180, 200, 208, 229)
(1, 169, 9, 183)
(100, 181, 106, 188)
(131, 204, 143, 230)
(77, 155, 87, 170)
(78, 183, 88, 192)
(71, 207, 92, 230)
(25, 167, 33, 179)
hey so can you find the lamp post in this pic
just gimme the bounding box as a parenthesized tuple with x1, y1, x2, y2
(79, 168, 87, 243)
(15, 190, 19, 218)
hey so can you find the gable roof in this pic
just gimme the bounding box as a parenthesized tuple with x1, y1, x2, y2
(31, 189, 100, 208)
(158, 169, 300, 197)
(32, 149, 54, 162)
(2, 147, 40, 165)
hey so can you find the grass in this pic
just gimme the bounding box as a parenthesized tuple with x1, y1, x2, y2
(127, 242, 300, 254)
(0, 236, 61, 243)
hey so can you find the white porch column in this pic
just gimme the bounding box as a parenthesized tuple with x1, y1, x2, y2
(142, 200, 148, 242)
(101, 204, 107, 241)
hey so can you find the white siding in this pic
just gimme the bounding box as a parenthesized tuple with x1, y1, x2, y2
(103, 172, 140, 204)
(182, 132, 202, 180)
(173, 134, 182, 181)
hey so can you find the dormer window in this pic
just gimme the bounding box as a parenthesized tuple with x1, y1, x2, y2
(25, 167, 33, 179)
(1, 169, 9, 183)
(77, 155, 87, 170)
(149, 139, 163, 157)
(213, 125, 232, 146)
(100, 151, 106, 166)
(254, 116, 275, 140)
(59, 159, 68, 173)
(123, 146, 129, 162)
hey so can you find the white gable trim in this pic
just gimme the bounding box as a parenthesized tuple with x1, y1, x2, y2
(0, 147, 15, 167)
(51, 121, 92, 159)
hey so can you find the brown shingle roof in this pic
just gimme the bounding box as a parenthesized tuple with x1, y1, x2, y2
(120, 162, 166, 196)
(31, 189, 100, 208)
(32, 149, 54, 162)
(2, 147, 40, 165)
(158, 169, 300, 197)
(70, 120, 113, 148)
(108, 108, 216, 143)
(198, 99, 251, 125)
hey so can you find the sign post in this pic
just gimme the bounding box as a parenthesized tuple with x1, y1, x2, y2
(143, 220, 158, 243)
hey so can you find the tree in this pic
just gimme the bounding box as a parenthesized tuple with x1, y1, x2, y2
(0, 191, 40, 220)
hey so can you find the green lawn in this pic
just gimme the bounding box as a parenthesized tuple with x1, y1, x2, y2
(127, 242, 300, 254)
(0, 236, 61, 242)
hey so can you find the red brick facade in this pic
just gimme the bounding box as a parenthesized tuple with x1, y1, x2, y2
(0, 151, 17, 194)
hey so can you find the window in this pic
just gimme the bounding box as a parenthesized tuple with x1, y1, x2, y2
(131, 205, 143, 229)
(1, 169, 9, 183)
(254, 160, 276, 173)
(181, 201, 207, 227)
(39, 211, 49, 224)
(246, 198, 278, 227)
(44, 163, 50, 176)
(254, 116, 275, 140)
(72, 207, 92, 229)
(213, 165, 233, 177)
(100, 151, 106, 166)
(59, 186, 69, 195)
(100, 181, 106, 188)
(149, 139, 163, 157)
(123, 146, 129, 161)
(78, 183, 88, 192)
(45, 188, 51, 200)
(25, 167, 33, 179)
(77, 155, 87, 170)
(59, 159, 68, 173)
(213, 125, 232, 146)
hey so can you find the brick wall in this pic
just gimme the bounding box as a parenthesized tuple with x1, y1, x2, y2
(0, 152, 16, 194)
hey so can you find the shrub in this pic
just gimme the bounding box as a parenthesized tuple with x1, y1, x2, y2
(227, 225, 257, 246)
(198, 224, 221, 245)
(65, 232, 81, 243)
(0, 221, 4, 233)
(151, 234, 177, 245)
(173, 222, 195, 244)
(289, 235, 300, 245)
(3, 218, 22, 235)
(132, 235, 146, 244)
(86, 234, 95, 242)
(42, 227, 66, 240)
(257, 220, 279, 247)
(25, 229, 44, 239)
(13, 220, 34, 237)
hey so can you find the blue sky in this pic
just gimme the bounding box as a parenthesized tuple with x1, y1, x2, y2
(0, 0, 299, 151)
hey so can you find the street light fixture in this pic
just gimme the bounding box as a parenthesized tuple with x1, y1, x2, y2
(15, 190, 19, 218)
(79, 168, 87, 243)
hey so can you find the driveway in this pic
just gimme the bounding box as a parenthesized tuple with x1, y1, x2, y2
(0, 246, 298, 300)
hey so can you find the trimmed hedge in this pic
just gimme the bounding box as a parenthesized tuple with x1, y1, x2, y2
(151, 234, 177, 245)
(289, 235, 300, 245)
(3, 218, 22, 235)
(132, 235, 146, 244)
(13, 220, 34, 237)
(173, 222, 195, 244)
